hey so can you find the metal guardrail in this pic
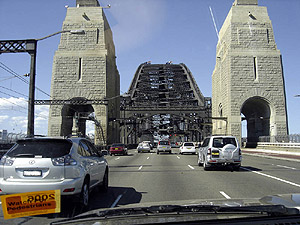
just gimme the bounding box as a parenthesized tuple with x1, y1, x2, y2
(257, 142, 300, 149)
(258, 134, 300, 143)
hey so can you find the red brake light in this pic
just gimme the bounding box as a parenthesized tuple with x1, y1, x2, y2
(207, 148, 211, 155)
(63, 188, 75, 192)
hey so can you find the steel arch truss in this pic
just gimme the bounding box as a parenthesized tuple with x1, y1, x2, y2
(121, 63, 211, 144)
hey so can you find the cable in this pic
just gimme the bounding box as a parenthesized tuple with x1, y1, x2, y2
(0, 85, 28, 98)
(0, 62, 29, 84)
(0, 76, 16, 82)
(0, 96, 27, 110)
(0, 62, 51, 97)
(0, 97, 48, 120)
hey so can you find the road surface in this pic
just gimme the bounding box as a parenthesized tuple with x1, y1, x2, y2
(0, 148, 300, 224)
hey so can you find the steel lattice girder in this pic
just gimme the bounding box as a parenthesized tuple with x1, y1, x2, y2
(0, 40, 36, 54)
(34, 99, 108, 105)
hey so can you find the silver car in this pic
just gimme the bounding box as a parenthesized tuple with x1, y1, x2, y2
(198, 136, 242, 171)
(157, 140, 171, 154)
(0, 137, 108, 207)
(137, 142, 151, 153)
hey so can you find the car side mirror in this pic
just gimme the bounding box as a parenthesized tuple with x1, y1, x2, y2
(100, 150, 108, 156)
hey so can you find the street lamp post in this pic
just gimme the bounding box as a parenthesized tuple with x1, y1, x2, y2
(26, 40, 37, 137)
(0, 30, 85, 137)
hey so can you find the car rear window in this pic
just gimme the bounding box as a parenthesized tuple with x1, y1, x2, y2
(184, 142, 194, 146)
(7, 139, 72, 158)
(111, 144, 125, 147)
(213, 138, 237, 148)
(159, 141, 170, 145)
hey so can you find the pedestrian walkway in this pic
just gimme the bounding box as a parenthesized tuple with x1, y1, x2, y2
(242, 148, 300, 162)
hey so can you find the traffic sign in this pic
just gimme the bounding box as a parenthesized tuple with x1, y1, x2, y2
(1, 190, 60, 219)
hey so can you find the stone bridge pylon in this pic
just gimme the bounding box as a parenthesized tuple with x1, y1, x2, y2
(48, 0, 120, 145)
(212, 0, 288, 144)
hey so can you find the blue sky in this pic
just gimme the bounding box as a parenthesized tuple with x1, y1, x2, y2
(0, 0, 299, 136)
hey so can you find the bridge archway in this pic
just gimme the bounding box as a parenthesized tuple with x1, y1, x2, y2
(61, 97, 94, 137)
(241, 97, 270, 143)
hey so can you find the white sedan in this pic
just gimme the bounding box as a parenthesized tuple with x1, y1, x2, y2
(179, 142, 196, 154)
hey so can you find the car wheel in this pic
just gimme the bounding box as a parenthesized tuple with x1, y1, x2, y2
(203, 159, 209, 171)
(197, 156, 203, 166)
(169, 151, 172, 154)
(80, 179, 89, 208)
(99, 169, 109, 192)
(157, 151, 159, 154)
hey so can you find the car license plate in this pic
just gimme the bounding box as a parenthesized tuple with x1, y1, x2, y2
(23, 170, 42, 176)
(163, 147, 166, 148)
(212, 152, 219, 155)
(115, 148, 118, 150)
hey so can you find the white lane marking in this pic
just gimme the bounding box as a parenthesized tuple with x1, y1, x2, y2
(220, 191, 231, 199)
(138, 166, 143, 170)
(188, 165, 194, 170)
(276, 165, 296, 170)
(151, 153, 153, 155)
(115, 157, 120, 161)
(241, 167, 300, 188)
(177, 156, 180, 159)
(147, 157, 150, 160)
(110, 194, 123, 208)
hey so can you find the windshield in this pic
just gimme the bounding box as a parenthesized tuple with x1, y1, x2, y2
(111, 144, 125, 147)
(184, 142, 194, 146)
(0, 0, 299, 224)
(158, 141, 170, 145)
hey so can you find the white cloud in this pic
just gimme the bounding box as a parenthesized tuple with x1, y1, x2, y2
(10, 116, 27, 131)
(0, 97, 49, 135)
(0, 97, 27, 111)
(35, 105, 49, 120)
(0, 115, 9, 123)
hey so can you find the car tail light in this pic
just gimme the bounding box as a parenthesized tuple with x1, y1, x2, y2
(207, 148, 212, 155)
(0, 156, 15, 166)
(52, 154, 77, 166)
(63, 188, 75, 192)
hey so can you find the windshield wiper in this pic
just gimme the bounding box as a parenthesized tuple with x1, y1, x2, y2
(50, 204, 299, 225)
(12, 153, 35, 158)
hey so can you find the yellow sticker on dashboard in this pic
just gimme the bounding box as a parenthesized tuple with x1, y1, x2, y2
(1, 190, 61, 220)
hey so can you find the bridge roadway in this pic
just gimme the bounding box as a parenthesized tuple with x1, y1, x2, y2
(1, 148, 300, 224)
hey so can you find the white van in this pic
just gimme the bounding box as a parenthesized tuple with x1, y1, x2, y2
(198, 136, 242, 171)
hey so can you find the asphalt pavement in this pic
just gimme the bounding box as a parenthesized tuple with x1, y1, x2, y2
(1, 147, 300, 224)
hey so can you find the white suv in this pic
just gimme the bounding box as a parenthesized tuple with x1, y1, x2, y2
(198, 136, 242, 171)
